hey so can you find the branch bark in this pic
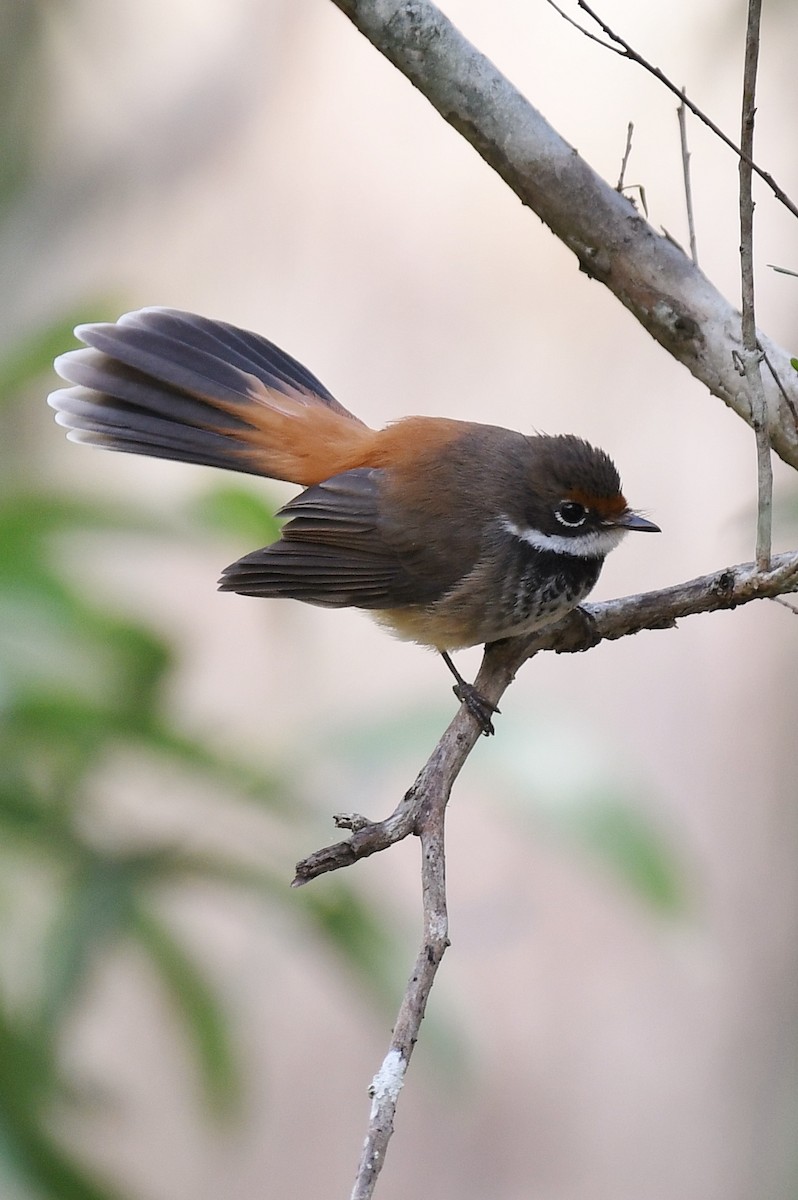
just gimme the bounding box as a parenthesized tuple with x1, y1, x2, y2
(330, 0, 798, 466)
(295, 550, 798, 887)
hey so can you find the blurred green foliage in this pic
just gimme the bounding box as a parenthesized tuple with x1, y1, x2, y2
(0, 315, 405, 1200)
(488, 718, 685, 914)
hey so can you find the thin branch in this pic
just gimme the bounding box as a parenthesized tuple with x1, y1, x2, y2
(614, 123, 648, 217)
(330, 0, 798, 468)
(738, 0, 773, 571)
(550, 0, 798, 222)
(763, 351, 798, 427)
(772, 596, 798, 614)
(294, 550, 798, 887)
(544, 0, 620, 54)
(677, 93, 699, 266)
(350, 779, 449, 1199)
(615, 121, 634, 193)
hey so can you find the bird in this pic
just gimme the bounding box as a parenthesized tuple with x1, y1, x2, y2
(49, 307, 660, 734)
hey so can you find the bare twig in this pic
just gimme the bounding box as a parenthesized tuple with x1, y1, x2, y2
(616, 121, 634, 192)
(738, 0, 773, 570)
(350, 771, 450, 1199)
(677, 92, 699, 266)
(545, 0, 798, 222)
(763, 351, 798, 427)
(544, 0, 618, 52)
(614, 123, 647, 217)
(295, 550, 798, 886)
(330, 0, 798, 469)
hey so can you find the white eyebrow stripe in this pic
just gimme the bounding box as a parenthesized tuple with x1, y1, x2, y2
(500, 517, 627, 559)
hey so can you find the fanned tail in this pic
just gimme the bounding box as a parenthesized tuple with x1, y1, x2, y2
(48, 308, 373, 485)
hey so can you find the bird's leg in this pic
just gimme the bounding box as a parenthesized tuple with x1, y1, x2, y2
(440, 650, 500, 737)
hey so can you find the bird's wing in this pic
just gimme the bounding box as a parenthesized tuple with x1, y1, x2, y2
(219, 468, 442, 610)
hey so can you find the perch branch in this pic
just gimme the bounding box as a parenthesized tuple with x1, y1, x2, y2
(294, 550, 798, 886)
(329, 0, 798, 467)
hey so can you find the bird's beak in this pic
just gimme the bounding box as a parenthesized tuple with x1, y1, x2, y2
(614, 510, 661, 533)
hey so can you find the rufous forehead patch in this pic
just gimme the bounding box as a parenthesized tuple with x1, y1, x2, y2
(566, 488, 628, 518)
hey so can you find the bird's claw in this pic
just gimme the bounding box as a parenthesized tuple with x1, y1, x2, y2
(452, 682, 500, 737)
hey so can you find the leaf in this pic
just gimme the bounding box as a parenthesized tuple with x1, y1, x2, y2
(35, 855, 143, 1038)
(148, 853, 409, 1017)
(566, 796, 684, 911)
(187, 483, 282, 547)
(1, 592, 172, 719)
(130, 903, 240, 1116)
(496, 718, 685, 911)
(0, 1001, 126, 1200)
(0, 494, 176, 560)
(0, 1113, 127, 1200)
(0, 306, 117, 399)
(2, 691, 293, 839)
(295, 882, 406, 1010)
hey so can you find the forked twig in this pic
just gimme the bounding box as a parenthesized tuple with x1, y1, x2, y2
(545, 0, 798, 221)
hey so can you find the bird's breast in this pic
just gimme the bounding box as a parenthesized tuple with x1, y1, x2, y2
(374, 545, 603, 650)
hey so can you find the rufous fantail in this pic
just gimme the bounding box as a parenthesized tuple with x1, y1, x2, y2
(49, 308, 659, 733)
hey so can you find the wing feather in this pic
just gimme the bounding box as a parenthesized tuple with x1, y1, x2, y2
(219, 468, 430, 609)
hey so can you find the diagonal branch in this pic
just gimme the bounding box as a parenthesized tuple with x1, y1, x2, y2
(330, 0, 798, 468)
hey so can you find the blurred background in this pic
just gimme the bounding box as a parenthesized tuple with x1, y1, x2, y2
(3, 0, 798, 1197)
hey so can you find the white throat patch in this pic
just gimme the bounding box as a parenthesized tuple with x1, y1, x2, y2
(501, 516, 627, 559)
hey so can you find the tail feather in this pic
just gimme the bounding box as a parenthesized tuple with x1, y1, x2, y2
(54, 384, 252, 474)
(54, 349, 254, 431)
(116, 308, 345, 408)
(49, 308, 371, 484)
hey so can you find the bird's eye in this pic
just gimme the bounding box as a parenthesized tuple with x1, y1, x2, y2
(555, 500, 588, 527)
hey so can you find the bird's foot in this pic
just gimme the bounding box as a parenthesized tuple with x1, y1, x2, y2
(451, 680, 500, 737)
(440, 650, 500, 736)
